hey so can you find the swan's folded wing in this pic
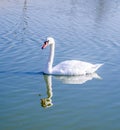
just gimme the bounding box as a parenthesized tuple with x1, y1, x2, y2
(52, 60, 96, 75)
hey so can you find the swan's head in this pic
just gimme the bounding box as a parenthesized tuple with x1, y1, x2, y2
(41, 37, 55, 49)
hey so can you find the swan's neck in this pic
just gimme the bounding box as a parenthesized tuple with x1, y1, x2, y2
(47, 43, 55, 74)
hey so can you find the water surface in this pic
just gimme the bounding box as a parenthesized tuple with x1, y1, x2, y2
(0, 0, 120, 130)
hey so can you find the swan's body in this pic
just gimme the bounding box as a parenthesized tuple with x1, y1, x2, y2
(42, 37, 103, 76)
(52, 60, 102, 75)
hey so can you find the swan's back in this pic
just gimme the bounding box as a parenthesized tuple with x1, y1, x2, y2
(52, 60, 102, 75)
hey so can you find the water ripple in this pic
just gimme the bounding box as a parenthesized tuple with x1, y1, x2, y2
(1, 1, 120, 130)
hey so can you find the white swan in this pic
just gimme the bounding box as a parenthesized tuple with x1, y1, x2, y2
(41, 37, 103, 75)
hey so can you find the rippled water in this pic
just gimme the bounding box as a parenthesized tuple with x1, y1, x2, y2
(0, 0, 120, 130)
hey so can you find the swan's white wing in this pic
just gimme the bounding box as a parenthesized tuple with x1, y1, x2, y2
(52, 60, 102, 75)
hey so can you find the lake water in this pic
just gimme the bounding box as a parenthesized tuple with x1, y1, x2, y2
(0, 0, 120, 130)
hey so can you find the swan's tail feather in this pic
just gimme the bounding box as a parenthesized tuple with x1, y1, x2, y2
(92, 73, 102, 79)
(86, 63, 103, 74)
(93, 63, 103, 72)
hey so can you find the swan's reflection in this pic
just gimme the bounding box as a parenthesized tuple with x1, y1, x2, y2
(55, 73, 101, 84)
(41, 75, 53, 108)
(40, 73, 101, 108)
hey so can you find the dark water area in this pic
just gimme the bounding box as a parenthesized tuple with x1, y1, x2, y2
(0, 0, 120, 130)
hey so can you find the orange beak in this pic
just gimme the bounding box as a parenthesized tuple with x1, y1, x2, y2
(41, 41, 49, 49)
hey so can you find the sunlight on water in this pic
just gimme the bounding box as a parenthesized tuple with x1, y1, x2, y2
(0, 0, 120, 130)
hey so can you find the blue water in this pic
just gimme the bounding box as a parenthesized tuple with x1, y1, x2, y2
(0, 0, 120, 130)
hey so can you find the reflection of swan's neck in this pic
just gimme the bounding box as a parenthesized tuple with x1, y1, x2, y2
(47, 43, 55, 74)
(41, 75, 53, 108)
(46, 75, 53, 98)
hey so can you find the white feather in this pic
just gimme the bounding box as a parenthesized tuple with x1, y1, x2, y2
(42, 37, 103, 76)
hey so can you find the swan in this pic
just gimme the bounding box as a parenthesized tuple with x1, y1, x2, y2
(41, 37, 103, 75)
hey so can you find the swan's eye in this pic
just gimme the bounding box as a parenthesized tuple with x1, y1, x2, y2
(44, 41, 47, 45)
(44, 40, 49, 45)
(47, 40, 49, 43)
